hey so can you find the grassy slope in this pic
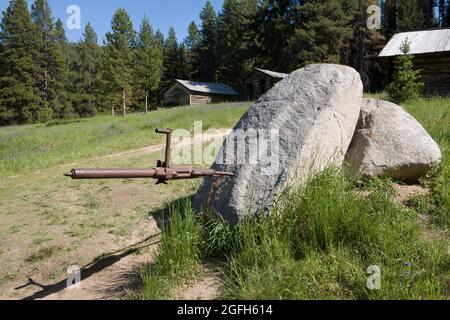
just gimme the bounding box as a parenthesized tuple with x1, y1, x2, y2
(138, 97, 449, 300)
(0, 103, 250, 177)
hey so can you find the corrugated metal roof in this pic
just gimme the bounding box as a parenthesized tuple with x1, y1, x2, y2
(255, 68, 289, 79)
(175, 80, 238, 96)
(379, 29, 450, 57)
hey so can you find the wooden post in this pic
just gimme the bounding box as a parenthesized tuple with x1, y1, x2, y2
(111, 100, 115, 117)
(145, 91, 148, 115)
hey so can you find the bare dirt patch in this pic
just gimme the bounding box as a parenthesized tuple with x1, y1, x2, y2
(393, 184, 430, 204)
(358, 183, 430, 204)
(40, 219, 160, 300)
(174, 271, 224, 301)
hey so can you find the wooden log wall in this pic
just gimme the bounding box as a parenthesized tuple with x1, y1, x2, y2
(414, 53, 450, 94)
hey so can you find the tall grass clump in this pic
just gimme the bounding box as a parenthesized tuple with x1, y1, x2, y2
(403, 97, 449, 229)
(223, 170, 448, 300)
(138, 199, 204, 300)
(139, 170, 448, 300)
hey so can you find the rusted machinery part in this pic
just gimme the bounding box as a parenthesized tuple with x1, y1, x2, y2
(64, 169, 158, 179)
(64, 168, 234, 180)
(64, 128, 234, 183)
(155, 128, 172, 168)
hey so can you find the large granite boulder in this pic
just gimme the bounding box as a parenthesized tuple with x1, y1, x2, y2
(345, 98, 442, 181)
(194, 64, 363, 225)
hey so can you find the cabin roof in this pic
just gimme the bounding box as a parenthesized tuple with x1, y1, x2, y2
(379, 28, 450, 57)
(174, 79, 238, 96)
(254, 68, 289, 79)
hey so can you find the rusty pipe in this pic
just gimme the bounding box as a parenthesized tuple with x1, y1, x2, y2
(64, 169, 158, 179)
(64, 168, 234, 180)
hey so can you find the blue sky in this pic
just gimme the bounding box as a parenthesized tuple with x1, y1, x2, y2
(0, 0, 224, 43)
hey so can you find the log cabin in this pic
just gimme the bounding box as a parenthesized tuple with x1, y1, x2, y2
(241, 68, 288, 100)
(163, 79, 239, 106)
(379, 28, 450, 94)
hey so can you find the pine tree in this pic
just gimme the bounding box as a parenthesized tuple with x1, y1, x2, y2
(249, 0, 298, 72)
(382, 0, 398, 38)
(438, 0, 447, 25)
(0, 0, 39, 124)
(72, 23, 102, 117)
(217, 0, 258, 86)
(185, 21, 201, 50)
(197, 1, 218, 82)
(162, 27, 179, 87)
(184, 21, 201, 80)
(153, 29, 165, 102)
(52, 18, 72, 119)
(177, 43, 190, 80)
(31, 0, 61, 120)
(445, 0, 450, 26)
(288, 0, 357, 68)
(397, 0, 425, 31)
(382, 0, 438, 34)
(387, 39, 424, 103)
(419, 0, 438, 28)
(103, 8, 136, 116)
(347, 0, 387, 90)
(154, 29, 165, 48)
(135, 16, 163, 113)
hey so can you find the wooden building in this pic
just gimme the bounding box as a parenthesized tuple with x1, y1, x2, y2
(241, 68, 288, 100)
(163, 79, 238, 106)
(379, 29, 450, 94)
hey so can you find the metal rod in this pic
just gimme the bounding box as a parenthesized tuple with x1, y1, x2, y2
(155, 128, 172, 168)
(65, 169, 158, 179)
(165, 130, 171, 168)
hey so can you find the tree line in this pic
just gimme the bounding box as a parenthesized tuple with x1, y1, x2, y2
(0, 0, 449, 125)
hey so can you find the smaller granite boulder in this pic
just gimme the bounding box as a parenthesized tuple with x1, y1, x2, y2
(345, 98, 442, 181)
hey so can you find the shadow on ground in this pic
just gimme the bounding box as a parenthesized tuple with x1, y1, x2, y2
(19, 233, 160, 300)
(19, 195, 196, 300)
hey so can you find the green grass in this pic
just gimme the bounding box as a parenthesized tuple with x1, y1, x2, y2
(138, 170, 449, 300)
(137, 199, 204, 300)
(32, 233, 54, 246)
(224, 171, 448, 300)
(0, 103, 250, 177)
(138, 96, 449, 300)
(404, 97, 449, 229)
(26, 246, 61, 263)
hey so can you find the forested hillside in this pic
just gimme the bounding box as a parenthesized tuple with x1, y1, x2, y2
(0, 0, 448, 125)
